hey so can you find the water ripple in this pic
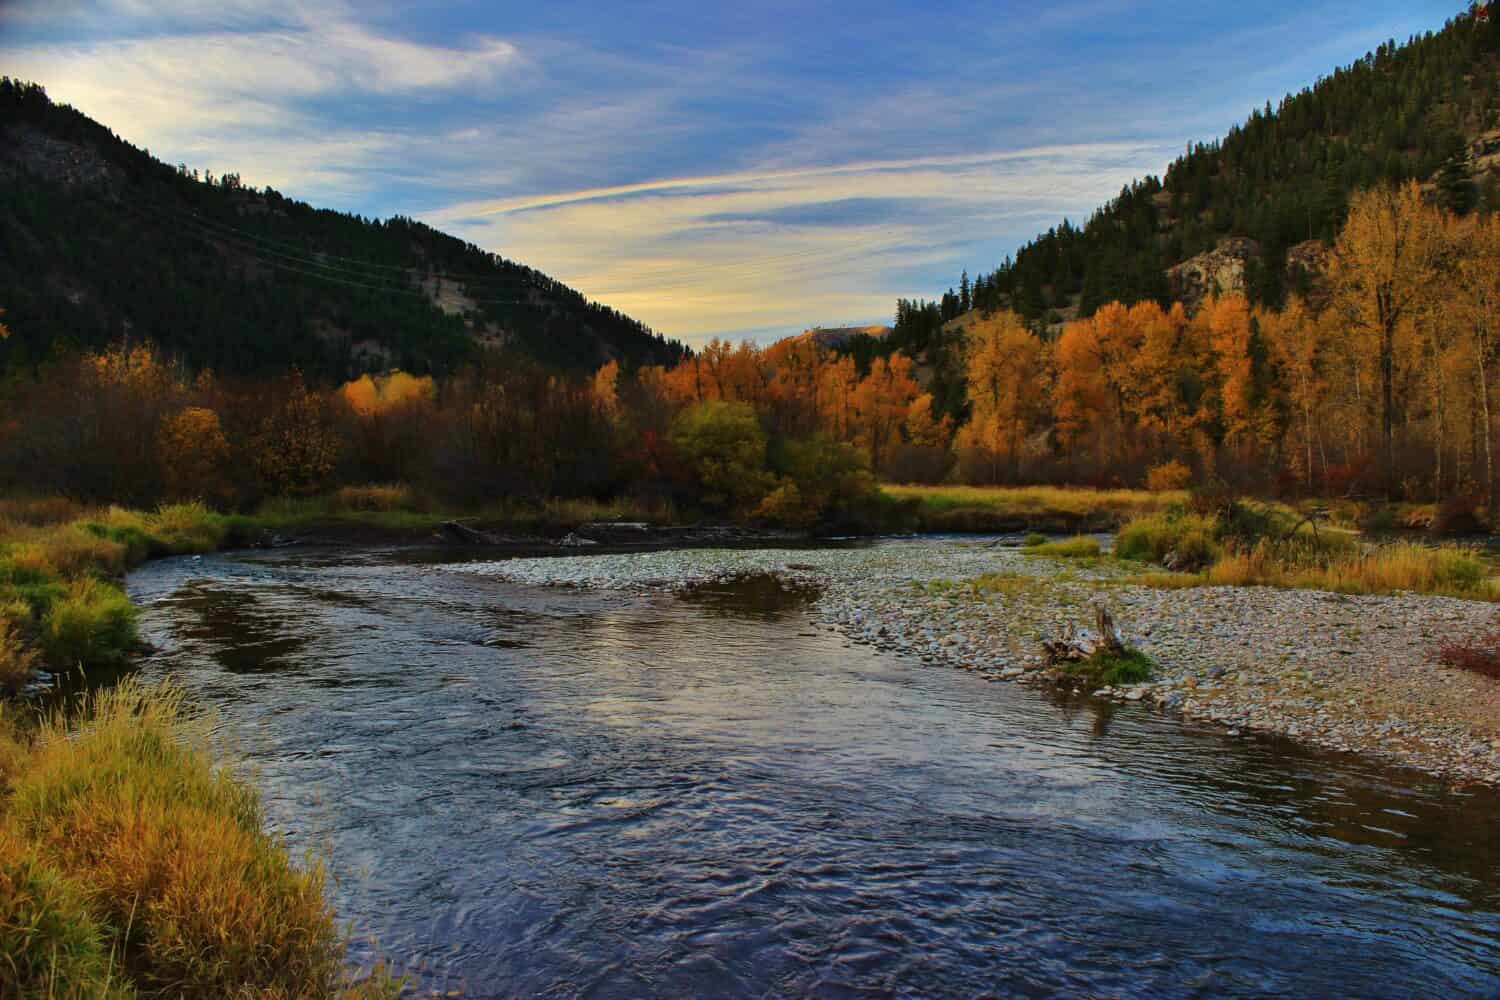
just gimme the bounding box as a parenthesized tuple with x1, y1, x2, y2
(126, 546, 1500, 999)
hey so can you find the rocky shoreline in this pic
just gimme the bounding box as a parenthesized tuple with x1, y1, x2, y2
(458, 536, 1500, 787)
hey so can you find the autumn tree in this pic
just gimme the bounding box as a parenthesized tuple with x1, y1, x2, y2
(1453, 214, 1500, 509)
(1329, 182, 1445, 497)
(851, 354, 923, 472)
(592, 360, 621, 416)
(956, 311, 1046, 482)
(1259, 297, 1327, 489)
(1054, 303, 1140, 471)
(157, 407, 231, 502)
(252, 375, 341, 497)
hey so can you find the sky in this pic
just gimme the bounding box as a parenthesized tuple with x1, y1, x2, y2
(0, 0, 1466, 346)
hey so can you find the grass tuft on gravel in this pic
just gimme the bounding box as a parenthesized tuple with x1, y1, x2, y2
(1059, 646, 1156, 687)
(1022, 536, 1102, 559)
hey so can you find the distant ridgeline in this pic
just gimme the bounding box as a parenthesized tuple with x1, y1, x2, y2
(888, 4, 1500, 358)
(0, 79, 687, 377)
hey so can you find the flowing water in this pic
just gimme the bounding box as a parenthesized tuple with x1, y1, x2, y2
(127, 542, 1500, 998)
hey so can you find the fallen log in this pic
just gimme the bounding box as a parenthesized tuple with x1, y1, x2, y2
(439, 520, 502, 545)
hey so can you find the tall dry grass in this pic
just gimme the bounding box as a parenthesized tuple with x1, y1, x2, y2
(0, 680, 399, 997)
(1116, 504, 1498, 601)
(1201, 538, 1495, 598)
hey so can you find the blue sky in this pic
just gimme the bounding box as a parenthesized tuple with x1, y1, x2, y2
(0, 0, 1465, 344)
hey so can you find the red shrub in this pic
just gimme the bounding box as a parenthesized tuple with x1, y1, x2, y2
(1433, 625, 1500, 679)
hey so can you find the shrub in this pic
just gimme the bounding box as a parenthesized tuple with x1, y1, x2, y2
(779, 434, 878, 523)
(753, 481, 815, 527)
(1024, 532, 1049, 547)
(40, 578, 138, 668)
(1115, 512, 1220, 569)
(669, 401, 772, 513)
(252, 377, 342, 498)
(1146, 460, 1193, 492)
(1359, 505, 1399, 533)
(1432, 623, 1500, 679)
(1024, 536, 1102, 558)
(1431, 494, 1489, 537)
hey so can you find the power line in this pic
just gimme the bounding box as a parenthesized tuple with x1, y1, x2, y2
(123, 202, 550, 307)
(171, 202, 916, 296)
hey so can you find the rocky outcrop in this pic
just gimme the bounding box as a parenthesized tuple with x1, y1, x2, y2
(1166, 237, 1260, 312)
(0, 123, 120, 188)
(798, 325, 892, 349)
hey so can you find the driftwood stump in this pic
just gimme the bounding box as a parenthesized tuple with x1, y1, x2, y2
(1042, 605, 1124, 666)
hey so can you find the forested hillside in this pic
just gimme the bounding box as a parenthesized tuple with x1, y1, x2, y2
(0, 79, 686, 377)
(897, 4, 1500, 336)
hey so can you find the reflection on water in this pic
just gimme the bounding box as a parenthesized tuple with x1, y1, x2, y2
(127, 546, 1500, 999)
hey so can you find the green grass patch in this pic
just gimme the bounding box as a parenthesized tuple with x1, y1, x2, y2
(1022, 536, 1102, 559)
(40, 578, 138, 668)
(1060, 645, 1156, 687)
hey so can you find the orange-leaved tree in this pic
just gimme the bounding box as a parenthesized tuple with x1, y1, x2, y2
(157, 407, 232, 503)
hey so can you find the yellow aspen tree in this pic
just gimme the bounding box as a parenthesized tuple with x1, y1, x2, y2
(1455, 214, 1500, 510)
(1259, 297, 1325, 488)
(957, 311, 1044, 482)
(1200, 295, 1256, 448)
(592, 360, 621, 415)
(1329, 181, 1445, 497)
(157, 406, 231, 502)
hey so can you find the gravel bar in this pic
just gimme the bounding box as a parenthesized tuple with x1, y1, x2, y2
(456, 536, 1500, 787)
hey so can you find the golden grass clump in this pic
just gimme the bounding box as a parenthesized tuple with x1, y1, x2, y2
(1202, 539, 1495, 598)
(0, 619, 39, 693)
(13, 526, 129, 580)
(0, 832, 130, 999)
(331, 484, 417, 512)
(3, 680, 357, 997)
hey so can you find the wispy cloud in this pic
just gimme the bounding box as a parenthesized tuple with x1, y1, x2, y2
(433, 140, 1173, 340)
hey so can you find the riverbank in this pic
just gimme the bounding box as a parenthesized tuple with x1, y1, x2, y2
(884, 484, 1183, 533)
(460, 538, 1500, 787)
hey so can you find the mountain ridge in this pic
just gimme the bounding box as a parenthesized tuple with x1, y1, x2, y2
(0, 79, 688, 377)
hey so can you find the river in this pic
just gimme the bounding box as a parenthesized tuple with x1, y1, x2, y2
(127, 540, 1500, 998)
